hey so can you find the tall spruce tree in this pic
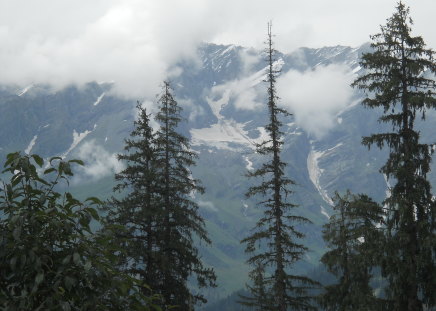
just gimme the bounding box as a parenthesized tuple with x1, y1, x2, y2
(109, 85, 216, 310)
(107, 102, 162, 296)
(153, 81, 216, 309)
(319, 192, 385, 311)
(240, 23, 317, 311)
(352, 2, 436, 310)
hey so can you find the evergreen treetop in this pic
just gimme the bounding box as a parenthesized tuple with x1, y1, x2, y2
(240, 23, 317, 311)
(109, 82, 216, 310)
(153, 81, 216, 309)
(352, 2, 436, 310)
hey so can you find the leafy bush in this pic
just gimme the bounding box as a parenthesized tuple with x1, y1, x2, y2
(0, 152, 160, 310)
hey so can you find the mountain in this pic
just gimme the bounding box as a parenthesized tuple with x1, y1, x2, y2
(1, 42, 436, 305)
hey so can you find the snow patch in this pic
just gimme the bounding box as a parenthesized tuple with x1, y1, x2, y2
(337, 99, 361, 116)
(307, 143, 343, 206)
(242, 202, 249, 217)
(190, 90, 267, 150)
(220, 45, 235, 56)
(352, 65, 362, 74)
(17, 84, 34, 96)
(25, 135, 37, 154)
(244, 156, 254, 171)
(191, 121, 261, 150)
(337, 117, 343, 124)
(62, 129, 92, 158)
(383, 174, 392, 199)
(93, 92, 105, 106)
(320, 205, 330, 219)
(307, 148, 332, 205)
(288, 130, 303, 135)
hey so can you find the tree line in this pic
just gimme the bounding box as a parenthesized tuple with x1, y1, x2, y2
(0, 1, 435, 310)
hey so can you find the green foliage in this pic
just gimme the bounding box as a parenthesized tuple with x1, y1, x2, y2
(106, 101, 162, 299)
(108, 84, 216, 310)
(153, 81, 216, 308)
(319, 191, 385, 311)
(240, 23, 317, 311)
(352, 2, 436, 310)
(238, 263, 274, 311)
(0, 152, 158, 310)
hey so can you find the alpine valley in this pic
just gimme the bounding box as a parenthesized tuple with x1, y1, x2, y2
(2, 42, 436, 307)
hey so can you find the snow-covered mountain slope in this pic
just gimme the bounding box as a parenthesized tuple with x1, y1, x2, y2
(1, 42, 435, 301)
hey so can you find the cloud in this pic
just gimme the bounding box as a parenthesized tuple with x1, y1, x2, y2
(210, 52, 267, 112)
(239, 48, 262, 75)
(73, 140, 124, 182)
(277, 64, 354, 138)
(0, 0, 222, 98)
(0, 0, 434, 99)
(198, 200, 218, 212)
(210, 78, 263, 112)
(178, 98, 206, 122)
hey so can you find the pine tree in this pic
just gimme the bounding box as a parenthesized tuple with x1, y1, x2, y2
(319, 192, 385, 311)
(153, 81, 216, 309)
(352, 2, 436, 310)
(238, 262, 273, 311)
(107, 102, 162, 296)
(240, 23, 317, 311)
(109, 89, 216, 310)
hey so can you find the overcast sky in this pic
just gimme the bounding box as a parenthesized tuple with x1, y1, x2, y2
(0, 0, 435, 97)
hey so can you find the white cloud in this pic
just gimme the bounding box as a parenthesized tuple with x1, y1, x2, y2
(73, 140, 124, 182)
(210, 53, 268, 112)
(211, 78, 263, 111)
(0, 0, 434, 99)
(277, 64, 354, 138)
(179, 98, 206, 122)
(239, 48, 261, 75)
(198, 200, 218, 212)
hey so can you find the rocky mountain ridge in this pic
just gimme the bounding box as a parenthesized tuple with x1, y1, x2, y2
(2, 42, 435, 301)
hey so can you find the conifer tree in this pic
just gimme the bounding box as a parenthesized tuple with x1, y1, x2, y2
(238, 263, 273, 311)
(109, 87, 216, 310)
(107, 102, 161, 295)
(152, 81, 216, 309)
(352, 2, 436, 310)
(240, 23, 317, 311)
(319, 192, 385, 311)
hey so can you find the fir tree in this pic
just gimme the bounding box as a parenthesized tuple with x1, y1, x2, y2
(352, 2, 436, 310)
(238, 262, 273, 311)
(107, 102, 162, 296)
(153, 81, 216, 309)
(240, 23, 317, 311)
(109, 89, 216, 310)
(319, 192, 385, 311)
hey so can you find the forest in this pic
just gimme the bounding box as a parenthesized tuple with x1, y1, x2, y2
(0, 2, 436, 311)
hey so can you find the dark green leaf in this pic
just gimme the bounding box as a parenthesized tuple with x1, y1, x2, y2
(31, 154, 44, 167)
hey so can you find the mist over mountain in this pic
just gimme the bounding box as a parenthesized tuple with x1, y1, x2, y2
(2, 42, 436, 303)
